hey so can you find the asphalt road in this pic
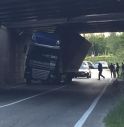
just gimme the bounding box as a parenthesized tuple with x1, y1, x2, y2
(0, 69, 112, 127)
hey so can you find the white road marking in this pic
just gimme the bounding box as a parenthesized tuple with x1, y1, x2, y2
(0, 86, 65, 108)
(74, 85, 108, 127)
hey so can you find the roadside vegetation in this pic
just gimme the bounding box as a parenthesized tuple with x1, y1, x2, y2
(85, 55, 114, 64)
(84, 32, 124, 65)
(104, 99, 124, 127)
(84, 32, 124, 79)
(83, 32, 124, 127)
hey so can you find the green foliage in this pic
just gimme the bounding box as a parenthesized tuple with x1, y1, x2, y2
(104, 100, 124, 127)
(85, 55, 114, 64)
(87, 34, 107, 55)
(85, 32, 124, 63)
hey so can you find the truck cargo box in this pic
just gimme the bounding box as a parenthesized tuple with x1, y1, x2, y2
(59, 31, 91, 73)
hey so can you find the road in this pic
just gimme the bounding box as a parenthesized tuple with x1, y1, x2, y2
(0, 69, 113, 127)
(91, 68, 111, 79)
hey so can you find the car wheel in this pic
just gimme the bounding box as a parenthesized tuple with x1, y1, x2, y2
(89, 74, 91, 78)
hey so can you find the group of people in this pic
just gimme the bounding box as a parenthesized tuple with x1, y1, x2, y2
(109, 62, 124, 78)
(98, 62, 124, 80)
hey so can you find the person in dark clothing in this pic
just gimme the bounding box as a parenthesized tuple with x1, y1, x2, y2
(113, 64, 116, 78)
(116, 63, 120, 77)
(122, 63, 124, 72)
(98, 63, 105, 80)
(24, 65, 32, 85)
(109, 63, 115, 78)
(121, 63, 124, 78)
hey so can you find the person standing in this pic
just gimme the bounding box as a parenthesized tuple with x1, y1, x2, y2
(121, 63, 124, 78)
(113, 64, 116, 78)
(109, 63, 115, 78)
(98, 63, 105, 80)
(122, 63, 124, 72)
(24, 65, 32, 85)
(116, 63, 120, 77)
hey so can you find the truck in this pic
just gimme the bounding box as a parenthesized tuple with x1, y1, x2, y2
(24, 31, 91, 85)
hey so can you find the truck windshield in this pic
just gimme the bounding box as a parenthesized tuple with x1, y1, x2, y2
(28, 44, 59, 62)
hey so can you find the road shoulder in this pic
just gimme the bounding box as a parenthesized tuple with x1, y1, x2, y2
(83, 80, 124, 127)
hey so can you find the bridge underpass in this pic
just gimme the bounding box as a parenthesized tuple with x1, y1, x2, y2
(0, 0, 124, 85)
(0, 1, 124, 127)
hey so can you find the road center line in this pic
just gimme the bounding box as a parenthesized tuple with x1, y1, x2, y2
(0, 86, 65, 109)
(74, 85, 108, 127)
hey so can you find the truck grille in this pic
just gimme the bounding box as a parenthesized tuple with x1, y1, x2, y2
(32, 68, 50, 80)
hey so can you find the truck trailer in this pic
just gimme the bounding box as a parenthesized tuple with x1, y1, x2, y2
(24, 32, 91, 85)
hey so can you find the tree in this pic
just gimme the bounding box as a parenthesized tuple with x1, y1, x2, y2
(85, 32, 124, 63)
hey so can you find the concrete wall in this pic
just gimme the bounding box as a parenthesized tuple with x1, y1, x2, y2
(14, 33, 31, 83)
(0, 26, 31, 85)
(0, 27, 10, 84)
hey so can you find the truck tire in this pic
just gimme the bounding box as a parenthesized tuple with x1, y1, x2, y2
(65, 75, 72, 83)
(26, 78, 31, 85)
(54, 75, 62, 85)
(47, 75, 61, 85)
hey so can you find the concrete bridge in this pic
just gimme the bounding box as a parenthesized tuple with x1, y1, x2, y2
(0, 0, 124, 85)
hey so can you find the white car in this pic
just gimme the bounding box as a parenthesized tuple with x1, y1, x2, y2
(78, 61, 91, 78)
(94, 61, 108, 69)
(84, 61, 94, 69)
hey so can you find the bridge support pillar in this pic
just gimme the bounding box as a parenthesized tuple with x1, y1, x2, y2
(0, 27, 30, 85)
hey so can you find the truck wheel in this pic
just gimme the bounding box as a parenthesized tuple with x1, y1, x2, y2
(65, 76, 72, 83)
(26, 78, 31, 85)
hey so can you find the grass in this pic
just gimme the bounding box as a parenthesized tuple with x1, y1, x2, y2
(85, 55, 122, 64)
(104, 100, 124, 127)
